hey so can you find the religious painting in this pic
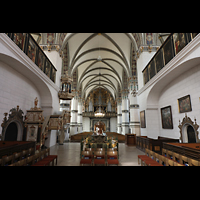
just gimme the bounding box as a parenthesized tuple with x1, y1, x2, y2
(51, 67, 56, 83)
(143, 67, 149, 85)
(163, 35, 174, 66)
(26, 125, 38, 141)
(148, 59, 156, 79)
(44, 59, 51, 78)
(154, 48, 164, 73)
(13, 33, 26, 52)
(161, 106, 173, 129)
(173, 33, 187, 55)
(37, 48, 45, 72)
(140, 110, 146, 128)
(178, 95, 192, 113)
(191, 33, 199, 40)
(27, 36, 37, 63)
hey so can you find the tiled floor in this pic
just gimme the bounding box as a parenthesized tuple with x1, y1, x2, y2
(49, 142, 145, 166)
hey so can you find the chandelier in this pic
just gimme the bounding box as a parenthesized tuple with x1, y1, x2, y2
(95, 106, 105, 117)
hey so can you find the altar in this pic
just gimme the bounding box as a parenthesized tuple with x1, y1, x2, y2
(80, 133, 119, 159)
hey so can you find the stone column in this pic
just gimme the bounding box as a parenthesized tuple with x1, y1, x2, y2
(117, 98, 122, 134)
(77, 98, 83, 133)
(129, 90, 140, 136)
(70, 94, 78, 136)
(122, 90, 129, 135)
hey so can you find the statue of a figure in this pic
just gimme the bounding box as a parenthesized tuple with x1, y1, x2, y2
(34, 97, 38, 108)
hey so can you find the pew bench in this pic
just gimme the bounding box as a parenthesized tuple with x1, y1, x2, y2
(138, 148, 186, 166)
(162, 148, 200, 166)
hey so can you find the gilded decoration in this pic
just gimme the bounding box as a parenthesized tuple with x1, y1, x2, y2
(81, 134, 118, 151)
(58, 71, 74, 100)
(24, 97, 44, 146)
(84, 88, 116, 117)
(24, 98, 44, 123)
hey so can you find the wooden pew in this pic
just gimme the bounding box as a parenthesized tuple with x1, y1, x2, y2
(163, 142, 200, 161)
(139, 148, 185, 166)
(136, 136, 179, 154)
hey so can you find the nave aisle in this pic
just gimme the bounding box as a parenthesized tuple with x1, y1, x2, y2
(49, 142, 145, 166)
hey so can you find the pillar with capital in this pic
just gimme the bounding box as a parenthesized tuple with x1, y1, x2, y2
(77, 97, 83, 133)
(70, 91, 78, 136)
(129, 90, 140, 136)
(117, 98, 122, 133)
(129, 77, 140, 135)
(121, 90, 129, 135)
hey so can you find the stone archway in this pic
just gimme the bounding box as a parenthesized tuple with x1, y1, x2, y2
(178, 113, 199, 143)
(187, 125, 196, 143)
(1, 105, 24, 141)
(4, 122, 18, 141)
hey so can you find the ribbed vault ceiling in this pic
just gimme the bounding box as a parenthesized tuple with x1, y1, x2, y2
(61, 33, 137, 100)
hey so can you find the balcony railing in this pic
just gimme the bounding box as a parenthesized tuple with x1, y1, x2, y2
(5, 33, 57, 83)
(83, 111, 117, 118)
(142, 33, 199, 85)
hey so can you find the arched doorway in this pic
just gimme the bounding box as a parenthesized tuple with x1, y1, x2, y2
(187, 125, 196, 143)
(4, 122, 18, 141)
(178, 114, 199, 143)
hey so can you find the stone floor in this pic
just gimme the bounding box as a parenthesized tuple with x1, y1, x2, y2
(49, 142, 145, 166)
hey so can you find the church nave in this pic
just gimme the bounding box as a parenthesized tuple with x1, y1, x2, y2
(49, 142, 145, 166)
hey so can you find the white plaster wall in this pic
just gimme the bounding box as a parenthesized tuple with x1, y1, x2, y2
(110, 117, 117, 132)
(0, 61, 41, 134)
(46, 130, 57, 147)
(82, 117, 90, 132)
(158, 64, 200, 139)
(137, 34, 200, 139)
(137, 86, 151, 136)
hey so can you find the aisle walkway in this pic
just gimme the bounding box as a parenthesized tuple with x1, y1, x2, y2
(49, 142, 145, 166)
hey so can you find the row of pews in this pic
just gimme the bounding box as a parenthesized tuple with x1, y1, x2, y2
(136, 136, 179, 154)
(138, 147, 200, 166)
(137, 136, 200, 166)
(80, 148, 119, 166)
(71, 132, 125, 143)
(0, 141, 57, 166)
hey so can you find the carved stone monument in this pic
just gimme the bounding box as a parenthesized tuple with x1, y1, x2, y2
(24, 97, 44, 147)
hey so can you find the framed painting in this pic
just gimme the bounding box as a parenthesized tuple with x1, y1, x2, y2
(178, 95, 192, 113)
(143, 67, 149, 85)
(140, 110, 146, 128)
(13, 33, 26, 52)
(148, 59, 156, 80)
(173, 33, 187, 55)
(51, 67, 56, 83)
(44, 59, 51, 78)
(154, 48, 164, 73)
(27, 36, 37, 63)
(191, 33, 198, 40)
(161, 106, 173, 129)
(37, 48, 45, 72)
(163, 35, 174, 66)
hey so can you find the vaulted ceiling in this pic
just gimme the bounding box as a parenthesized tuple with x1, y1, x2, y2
(36, 33, 168, 101)
(61, 33, 137, 100)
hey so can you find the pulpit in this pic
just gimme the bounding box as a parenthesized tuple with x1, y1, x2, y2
(125, 134, 136, 146)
